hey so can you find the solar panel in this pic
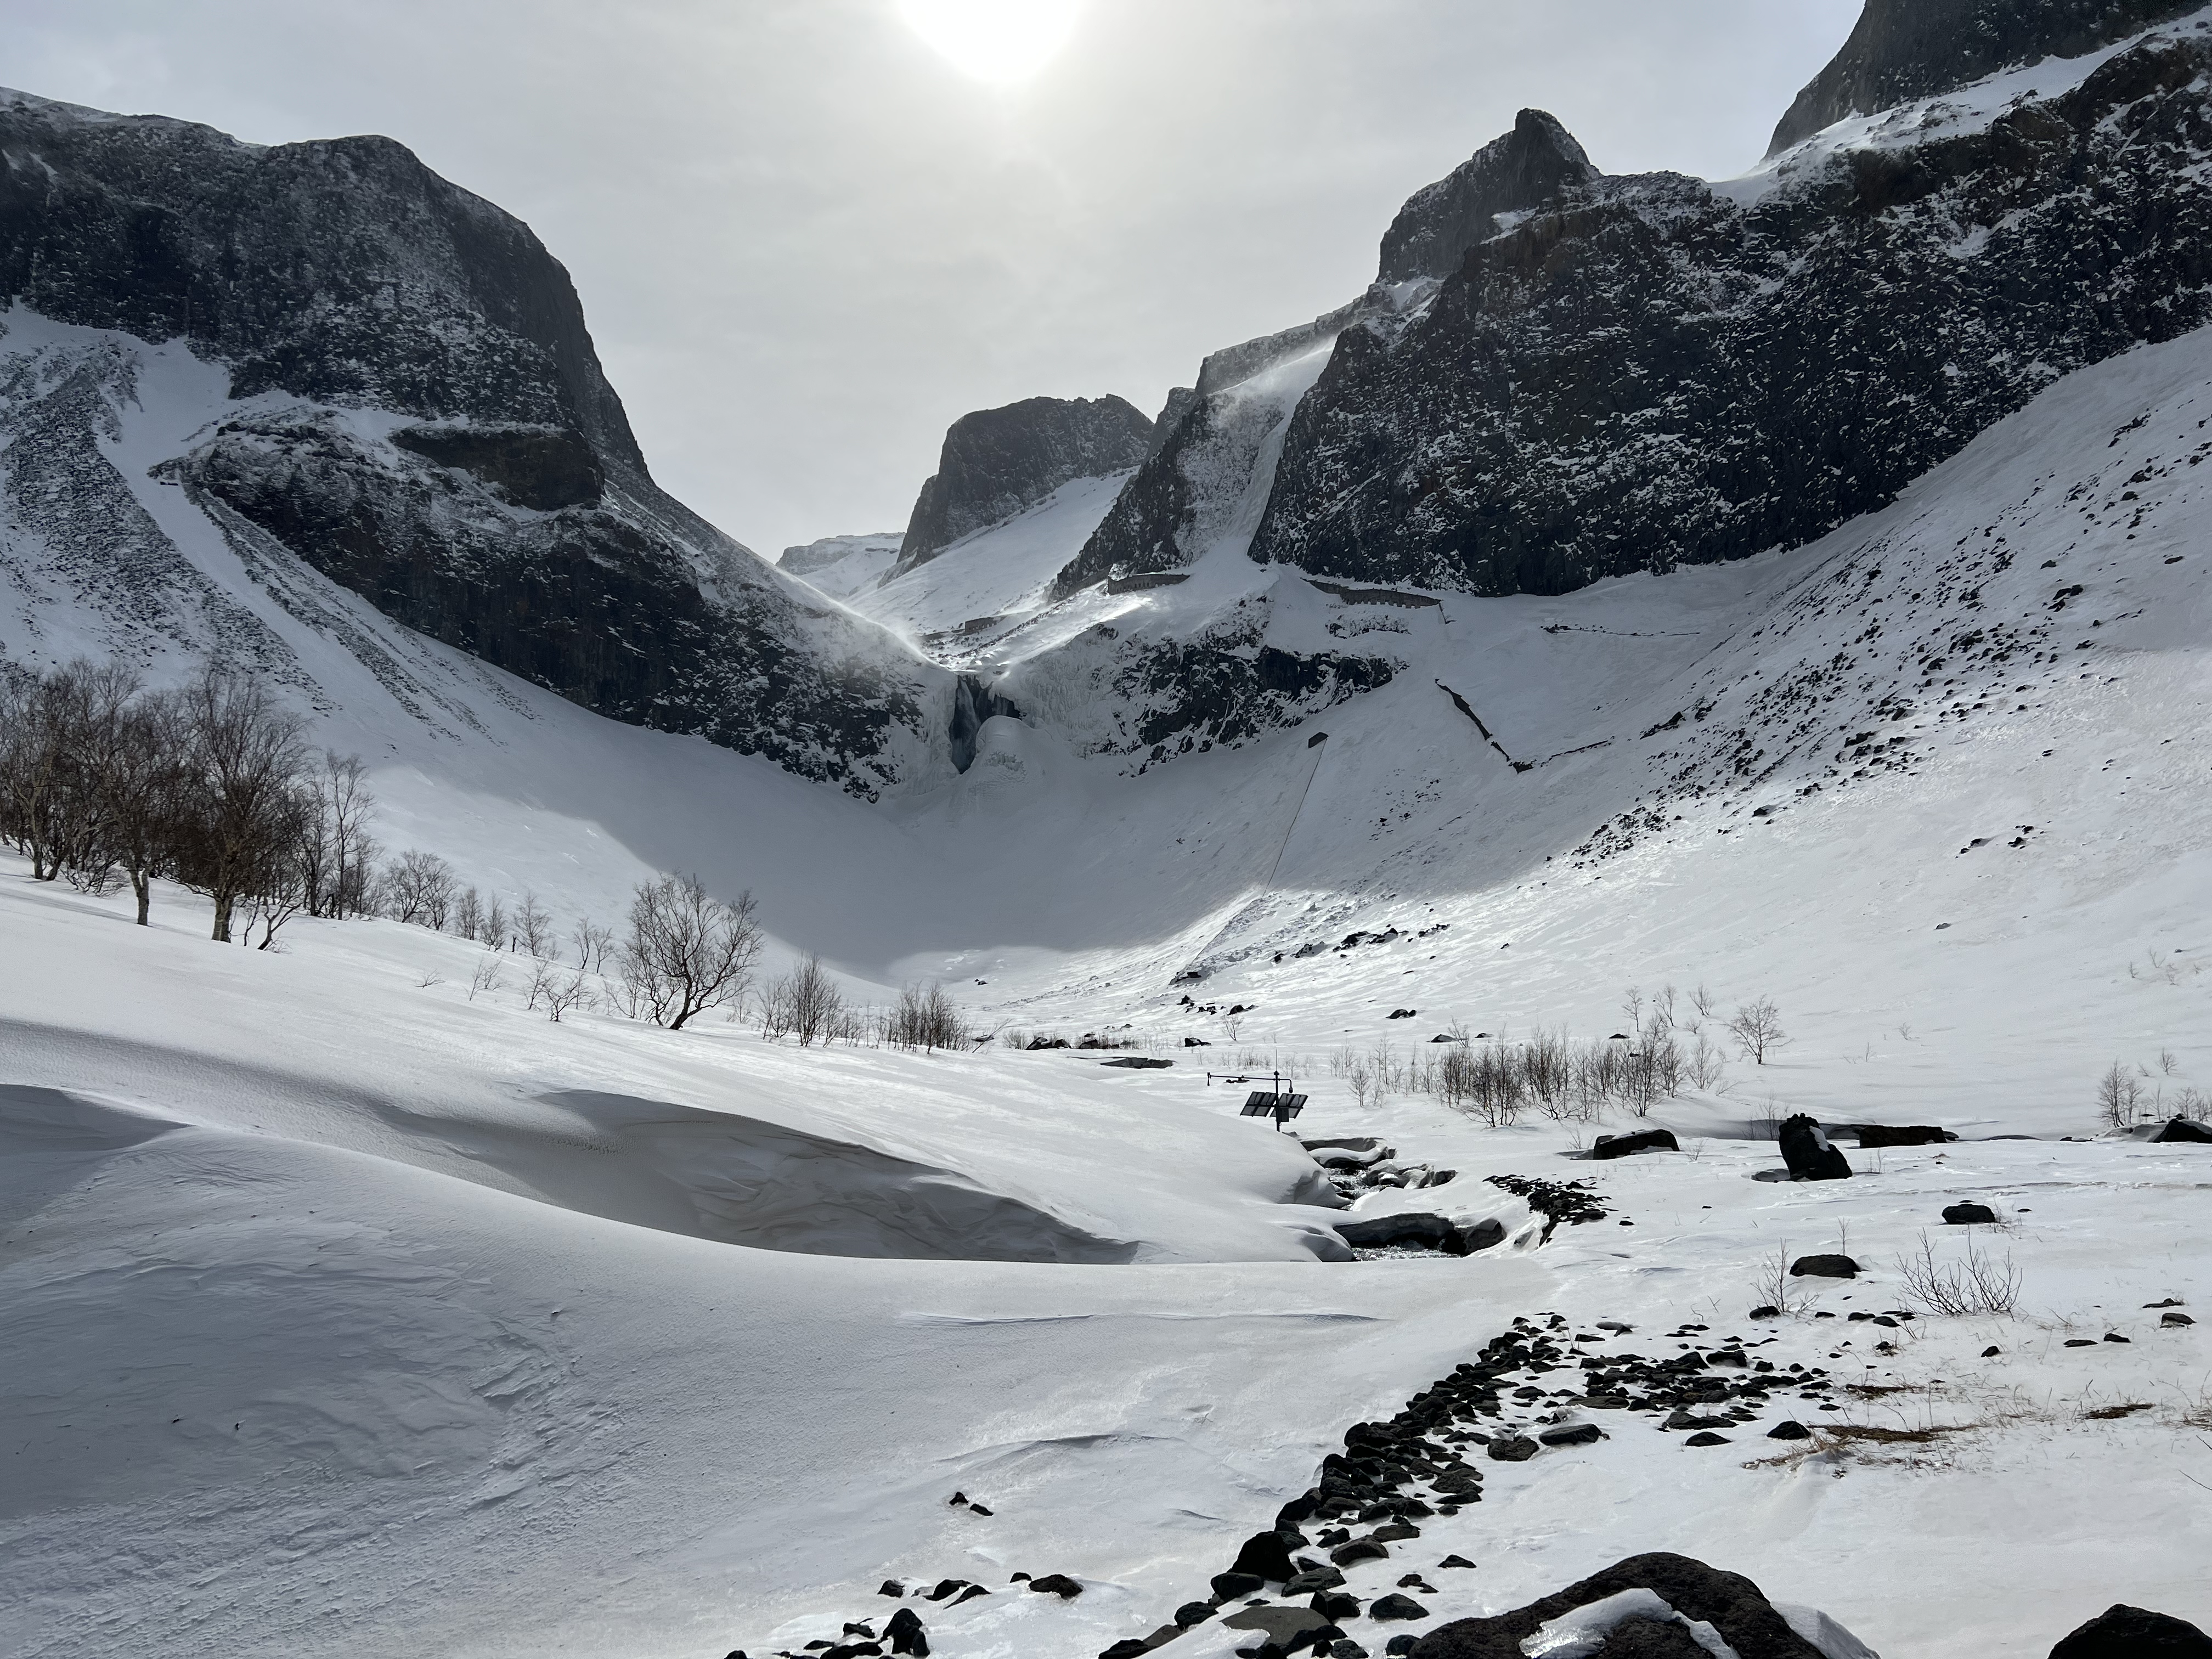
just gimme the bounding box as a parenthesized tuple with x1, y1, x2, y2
(1240, 1092, 1308, 1120)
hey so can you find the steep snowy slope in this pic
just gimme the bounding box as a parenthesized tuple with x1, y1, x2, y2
(0, 91, 943, 792)
(845, 471, 1129, 644)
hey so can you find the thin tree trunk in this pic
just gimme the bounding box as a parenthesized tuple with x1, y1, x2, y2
(211, 890, 234, 943)
(132, 868, 151, 926)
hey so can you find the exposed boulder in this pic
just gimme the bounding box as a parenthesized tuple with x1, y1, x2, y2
(2047, 1602, 2212, 1659)
(1854, 1124, 1957, 1147)
(1592, 1129, 1680, 1160)
(1335, 1212, 1465, 1254)
(1779, 1118, 1854, 1182)
(1769, 0, 2208, 154)
(1232, 1530, 1302, 1583)
(1408, 1553, 1832, 1659)
(2152, 1117, 2212, 1143)
(894, 395, 1154, 575)
(1789, 1255, 1861, 1279)
(1943, 1202, 2000, 1224)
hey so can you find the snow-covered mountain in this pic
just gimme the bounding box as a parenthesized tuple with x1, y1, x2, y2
(1053, 1, 2212, 604)
(8, 3, 2212, 1657)
(0, 88, 943, 796)
(890, 394, 1155, 579)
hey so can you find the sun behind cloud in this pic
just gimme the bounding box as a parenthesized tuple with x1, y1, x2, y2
(897, 0, 1084, 86)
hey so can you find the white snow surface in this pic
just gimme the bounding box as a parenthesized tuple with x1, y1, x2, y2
(1520, 1589, 1740, 1659)
(7, 320, 2212, 1654)
(843, 470, 1130, 642)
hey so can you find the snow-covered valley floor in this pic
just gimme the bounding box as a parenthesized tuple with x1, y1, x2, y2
(3, 856, 2209, 1659)
(6, 307, 2212, 1658)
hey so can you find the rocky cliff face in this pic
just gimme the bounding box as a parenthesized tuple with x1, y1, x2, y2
(1048, 109, 1599, 603)
(780, 532, 901, 576)
(1376, 108, 1600, 284)
(0, 88, 935, 794)
(1243, 9, 2212, 594)
(1768, 0, 2206, 151)
(893, 394, 1153, 577)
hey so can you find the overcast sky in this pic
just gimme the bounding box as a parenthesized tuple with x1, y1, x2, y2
(8, 1, 1860, 557)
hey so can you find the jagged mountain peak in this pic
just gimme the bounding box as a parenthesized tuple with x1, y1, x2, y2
(1376, 107, 1600, 284)
(891, 393, 1153, 578)
(1768, 0, 2208, 153)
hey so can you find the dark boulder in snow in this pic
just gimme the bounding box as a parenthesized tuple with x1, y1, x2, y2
(1408, 1553, 1831, 1659)
(884, 1608, 929, 1656)
(1766, 1421, 1812, 1441)
(1943, 1203, 1999, 1224)
(894, 395, 1154, 574)
(1485, 1435, 1538, 1463)
(1854, 1124, 1957, 1147)
(1232, 1530, 1302, 1583)
(1458, 1219, 1507, 1254)
(1212, 1571, 1267, 1601)
(1223, 1604, 1334, 1648)
(1788, 1254, 1860, 1279)
(2047, 1603, 2212, 1659)
(1335, 1213, 1466, 1254)
(1779, 1118, 1853, 1182)
(1369, 1593, 1430, 1622)
(1027, 1573, 1084, 1599)
(2152, 1117, 2212, 1143)
(1592, 1129, 1679, 1160)
(1332, 1539, 1392, 1567)
(1538, 1424, 1604, 1447)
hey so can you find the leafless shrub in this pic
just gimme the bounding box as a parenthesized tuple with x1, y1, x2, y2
(386, 849, 458, 931)
(514, 889, 554, 959)
(1691, 983, 1718, 1019)
(1897, 1231, 2021, 1317)
(622, 874, 764, 1030)
(761, 952, 842, 1046)
(1347, 1054, 1376, 1109)
(455, 887, 485, 943)
(541, 971, 593, 1023)
(572, 919, 616, 975)
(482, 894, 510, 952)
(2096, 1061, 2144, 1128)
(1727, 997, 1786, 1064)
(467, 952, 505, 1001)
(1755, 1242, 1795, 1314)
(1689, 1030, 1728, 1089)
(888, 980, 964, 1052)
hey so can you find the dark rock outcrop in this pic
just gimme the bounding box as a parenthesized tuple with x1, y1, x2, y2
(1855, 1124, 1957, 1147)
(1409, 1553, 1829, 1659)
(0, 87, 935, 793)
(1592, 1129, 1679, 1160)
(1779, 1117, 1854, 1182)
(1943, 1202, 2000, 1224)
(2048, 1603, 2212, 1659)
(2152, 1117, 2212, 1143)
(781, 531, 901, 575)
(1245, 24, 2212, 595)
(1335, 1212, 1466, 1254)
(1788, 1254, 1860, 1279)
(894, 395, 1153, 575)
(1378, 109, 1600, 284)
(1769, 0, 2207, 153)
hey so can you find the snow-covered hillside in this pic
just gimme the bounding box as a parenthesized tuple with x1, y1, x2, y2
(7, 317, 2212, 1658)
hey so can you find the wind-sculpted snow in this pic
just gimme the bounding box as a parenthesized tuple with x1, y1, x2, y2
(0, 91, 941, 792)
(1248, 16, 2212, 596)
